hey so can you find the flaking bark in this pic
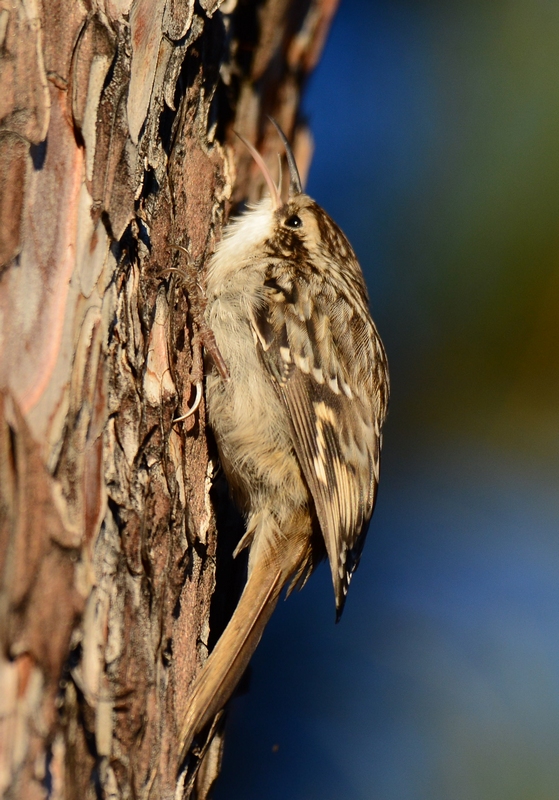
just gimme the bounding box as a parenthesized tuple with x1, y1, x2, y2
(0, 0, 338, 797)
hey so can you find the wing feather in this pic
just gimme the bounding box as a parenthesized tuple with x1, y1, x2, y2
(249, 265, 388, 616)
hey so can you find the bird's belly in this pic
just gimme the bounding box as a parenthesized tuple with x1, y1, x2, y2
(206, 297, 308, 518)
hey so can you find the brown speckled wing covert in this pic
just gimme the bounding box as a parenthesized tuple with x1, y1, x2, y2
(249, 260, 388, 617)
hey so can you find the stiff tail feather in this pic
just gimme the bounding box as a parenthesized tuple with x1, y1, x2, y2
(177, 510, 313, 769)
(178, 561, 283, 766)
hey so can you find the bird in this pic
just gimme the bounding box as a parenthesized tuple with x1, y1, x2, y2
(177, 119, 389, 766)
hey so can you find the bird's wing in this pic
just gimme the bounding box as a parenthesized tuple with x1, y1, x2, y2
(249, 267, 388, 616)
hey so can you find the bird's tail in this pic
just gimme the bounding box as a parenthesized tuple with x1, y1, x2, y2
(177, 509, 310, 766)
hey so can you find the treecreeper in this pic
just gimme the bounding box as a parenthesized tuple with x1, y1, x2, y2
(178, 120, 389, 767)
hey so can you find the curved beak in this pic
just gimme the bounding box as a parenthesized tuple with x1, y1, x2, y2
(267, 116, 303, 197)
(235, 131, 281, 210)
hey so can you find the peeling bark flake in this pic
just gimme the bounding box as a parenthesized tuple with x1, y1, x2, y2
(128, 0, 167, 145)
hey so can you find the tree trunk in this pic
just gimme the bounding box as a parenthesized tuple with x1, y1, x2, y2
(0, 0, 338, 797)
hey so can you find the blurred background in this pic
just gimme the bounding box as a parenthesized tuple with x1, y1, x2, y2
(216, 1, 559, 797)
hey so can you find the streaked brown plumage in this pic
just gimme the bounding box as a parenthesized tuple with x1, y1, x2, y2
(178, 122, 389, 766)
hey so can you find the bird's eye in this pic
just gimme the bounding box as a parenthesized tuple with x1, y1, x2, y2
(284, 214, 302, 228)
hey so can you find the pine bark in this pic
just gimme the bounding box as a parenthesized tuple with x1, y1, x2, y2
(0, 0, 336, 800)
(0, 0, 338, 797)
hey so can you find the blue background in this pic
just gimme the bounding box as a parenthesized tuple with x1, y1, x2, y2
(216, 1, 559, 797)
